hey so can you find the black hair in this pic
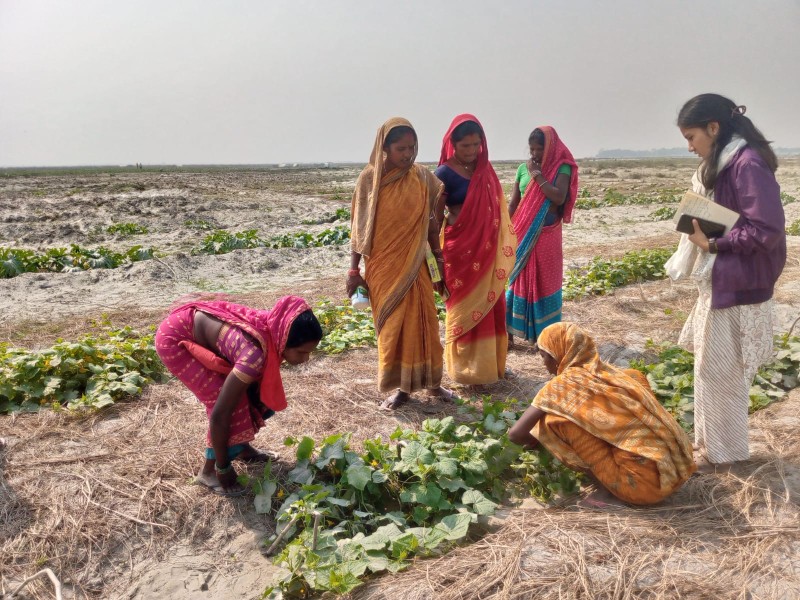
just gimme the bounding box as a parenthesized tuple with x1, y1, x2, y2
(383, 125, 417, 149)
(677, 93, 777, 190)
(286, 309, 323, 348)
(450, 120, 483, 144)
(528, 128, 545, 146)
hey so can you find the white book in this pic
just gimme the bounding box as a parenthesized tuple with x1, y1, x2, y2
(673, 190, 740, 237)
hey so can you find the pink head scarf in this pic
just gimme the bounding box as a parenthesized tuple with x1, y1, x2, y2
(173, 295, 313, 411)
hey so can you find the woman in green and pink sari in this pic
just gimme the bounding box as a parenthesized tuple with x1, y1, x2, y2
(507, 126, 579, 347)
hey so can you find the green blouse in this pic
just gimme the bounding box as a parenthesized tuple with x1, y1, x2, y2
(516, 162, 572, 195)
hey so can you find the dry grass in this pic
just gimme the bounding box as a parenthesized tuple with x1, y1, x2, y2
(351, 395, 800, 600)
(2, 269, 799, 599)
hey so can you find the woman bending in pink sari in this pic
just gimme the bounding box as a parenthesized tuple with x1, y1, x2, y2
(156, 296, 322, 496)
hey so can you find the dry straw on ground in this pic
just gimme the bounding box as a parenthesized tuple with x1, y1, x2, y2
(3, 281, 800, 599)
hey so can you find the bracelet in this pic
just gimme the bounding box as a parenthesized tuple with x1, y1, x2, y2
(347, 268, 361, 277)
(214, 462, 233, 475)
(431, 248, 443, 256)
(537, 177, 548, 187)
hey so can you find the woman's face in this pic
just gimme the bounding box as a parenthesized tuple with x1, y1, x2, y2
(680, 123, 718, 161)
(282, 340, 319, 365)
(539, 349, 559, 375)
(384, 131, 416, 171)
(453, 133, 482, 165)
(529, 142, 545, 164)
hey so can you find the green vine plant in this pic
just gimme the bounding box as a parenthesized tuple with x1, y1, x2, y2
(649, 206, 677, 221)
(257, 397, 581, 598)
(575, 188, 679, 210)
(0, 244, 156, 279)
(786, 219, 800, 236)
(192, 226, 351, 256)
(0, 325, 167, 413)
(563, 247, 675, 300)
(631, 332, 800, 431)
(302, 207, 351, 225)
(106, 222, 149, 236)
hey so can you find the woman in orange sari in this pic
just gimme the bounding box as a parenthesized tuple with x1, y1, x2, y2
(509, 322, 696, 506)
(347, 118, 455, 410)
(434, 114, 516, 385)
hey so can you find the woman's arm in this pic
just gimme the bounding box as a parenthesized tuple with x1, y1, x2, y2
(715, 160, 785, 255)
(531, 169, 571, 206)
(508, 405, 546, 449)
(209, 372, 249, 486)
(346, 251, 367, 297)
(427, 214, 445, 295)
(508, 180, 522, 218)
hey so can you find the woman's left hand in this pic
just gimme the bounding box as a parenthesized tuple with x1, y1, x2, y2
(688, 219, 710, 252)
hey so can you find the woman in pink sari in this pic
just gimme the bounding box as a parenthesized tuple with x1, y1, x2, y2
(155, 296, 322, 496)
(507, 126, 579, 346)
(435, 115, 516, 384)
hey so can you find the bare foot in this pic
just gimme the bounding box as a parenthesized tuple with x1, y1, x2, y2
(427, 387, 458, 401)
(577, 487, 625, 509)
(236, 443, 279, 464)
(693, 452, 732, 474)
(380, 391, 410, 410)
(195, 469, 246, 497)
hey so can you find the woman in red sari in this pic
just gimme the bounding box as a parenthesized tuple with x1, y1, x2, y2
(155, 296, 322, 496)
(434, 115, 516, 385)
(507, 126, 579, 346)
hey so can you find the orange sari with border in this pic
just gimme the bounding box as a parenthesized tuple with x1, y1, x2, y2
(351, 118, 444, 393)
(532, 323, 696, 505)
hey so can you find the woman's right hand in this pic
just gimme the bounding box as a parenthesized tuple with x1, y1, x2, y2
(346, 274, 368, 297)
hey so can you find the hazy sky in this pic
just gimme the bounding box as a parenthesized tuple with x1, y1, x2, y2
(2, 0, 799, 166)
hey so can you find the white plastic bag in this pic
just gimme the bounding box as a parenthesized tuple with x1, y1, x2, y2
(665, 234, 699, 281)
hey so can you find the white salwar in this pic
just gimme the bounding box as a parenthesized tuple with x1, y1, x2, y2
(667, 138, 775, 464)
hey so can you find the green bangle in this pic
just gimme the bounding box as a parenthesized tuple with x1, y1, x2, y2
(214, 462, 233, 475)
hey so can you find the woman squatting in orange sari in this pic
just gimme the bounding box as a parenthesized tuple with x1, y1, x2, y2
(434, 115, 517, 385)
(347, 118, 456, 410)
(509, 322, 696, 506)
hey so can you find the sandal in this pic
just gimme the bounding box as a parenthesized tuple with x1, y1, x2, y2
(195, 472, 247, 497)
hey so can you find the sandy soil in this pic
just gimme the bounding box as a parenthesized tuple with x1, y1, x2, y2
(1, 158, 799, 599)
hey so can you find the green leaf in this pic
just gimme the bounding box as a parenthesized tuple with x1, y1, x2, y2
(315, 437, 346, 468)
(433, 458, 459, 477)
(390, 532, 419, 559)
(296, 436, 315, 461)
(254, 481, 276, 514)
(399, 441, 434, 466)
(461, 489, 498, 515)
(432, 512, 471, 541)
(345, 464, 373, 491)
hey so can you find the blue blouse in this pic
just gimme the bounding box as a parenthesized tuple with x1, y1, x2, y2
(434, 164, 470, 207)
